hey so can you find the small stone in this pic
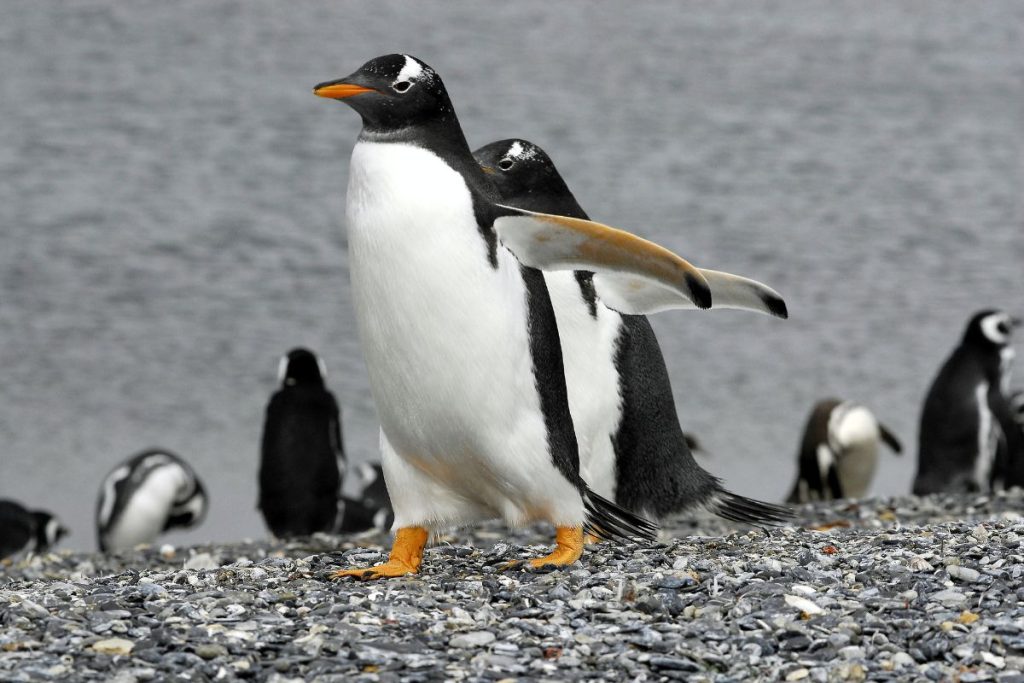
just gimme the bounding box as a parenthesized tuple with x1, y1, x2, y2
(449, 631, 496, 648)
(948, 565, 981, 583)
(931, 589, 967, 607)
(90, 638, 134, 656)
(786, 668, 810, 681)
(785, 594, 824, 616)
(196, 643, 228, 660)
(183, 553, 218, 570)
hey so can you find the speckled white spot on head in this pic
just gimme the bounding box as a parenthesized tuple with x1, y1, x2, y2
(397, 55, 425, 84)
(277, 354, 289, 384)
(317, 356, 328, 381)
(505, 141, 537, 162)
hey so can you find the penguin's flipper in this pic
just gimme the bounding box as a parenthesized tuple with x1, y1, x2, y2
(492, 206, 711, 310)
(592, 269, 788, 318)
(825, 464, 845, 500)
(878, 423, 903, 454)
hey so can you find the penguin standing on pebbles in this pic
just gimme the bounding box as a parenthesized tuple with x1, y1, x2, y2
(96, 449, 208, 552)
(786, 399, 902, 503)
(473, 138, 791, 525)
(313, 54, 787, 579)
(914, 310, 1020, 494)
(0, 500, 67, 559)
(259, 348, 344, 538)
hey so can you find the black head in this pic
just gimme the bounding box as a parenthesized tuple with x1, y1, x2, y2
(962, 309, 1019, 349)
(164, 475, 208, 532)
(472, 139, 586, 219)
(31, 510, 68, 552)
(314, 54, 455, 136)
(279, 347, 327, 388)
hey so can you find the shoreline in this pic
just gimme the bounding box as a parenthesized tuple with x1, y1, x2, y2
(2, 492, 1023, 681)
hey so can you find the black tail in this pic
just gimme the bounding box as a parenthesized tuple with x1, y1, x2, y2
(583, 487, 659, 542)
(710, 488, 793, 526)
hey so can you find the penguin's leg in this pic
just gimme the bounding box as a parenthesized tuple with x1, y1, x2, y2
(329, 526, 428, 580)
(530, 526, 585, 567)
(502, 526, 585, 570)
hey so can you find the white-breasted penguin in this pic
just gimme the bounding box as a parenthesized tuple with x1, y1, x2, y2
(913, 310, 1020, 494)
(786, 398, 902, 503)
(337, 463, 394, 534)
(473, 138, 791, 525)
(313, 54, 779, 578)
(96, 449, 208, 552)
(0, 499, 68, 559)
(259, 348, 344, 538)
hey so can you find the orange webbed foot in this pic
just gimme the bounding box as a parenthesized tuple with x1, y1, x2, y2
(527, 526, 585, 569)
(329, 526, 427, 581)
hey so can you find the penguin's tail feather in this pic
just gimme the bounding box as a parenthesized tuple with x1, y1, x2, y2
(709, 487, 793, 526)
(583, 487, 659, 543)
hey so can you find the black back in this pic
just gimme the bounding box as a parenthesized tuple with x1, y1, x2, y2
(473, 139, 789, 526)
(259, 348, 343, 537)
(786, 399, 844, 503)
(0, 499, 34, 559)
(914, 310, 1016, 494)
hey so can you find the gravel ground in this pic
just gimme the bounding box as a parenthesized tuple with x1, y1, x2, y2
(2, 493, 1024, 682)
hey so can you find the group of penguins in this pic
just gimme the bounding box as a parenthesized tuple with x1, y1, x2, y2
(0, 348, 395, 562)
(2, 53, 1022, 566)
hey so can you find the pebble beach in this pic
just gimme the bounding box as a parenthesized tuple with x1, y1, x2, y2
(3, 493, 1024, 682)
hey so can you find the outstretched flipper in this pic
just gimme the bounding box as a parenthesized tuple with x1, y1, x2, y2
(593, 269, 788, 318)
(492, 206, 712, 310)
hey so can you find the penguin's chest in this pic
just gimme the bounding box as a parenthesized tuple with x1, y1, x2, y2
(345, 142, 543, 468)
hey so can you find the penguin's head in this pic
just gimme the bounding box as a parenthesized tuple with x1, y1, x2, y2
(278, 348, 327, 388)
(165, 475, 208, 532)
(31, 510, 68, 552)
(964, 309, 1019, 348)
(314, 54, 454, 134)
(473, 138, 586, 218)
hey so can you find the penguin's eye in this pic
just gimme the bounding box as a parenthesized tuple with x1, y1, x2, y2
(498, 159, 514, 171)
(393, 81, 412, 93)
(997, 322, 1009, 335)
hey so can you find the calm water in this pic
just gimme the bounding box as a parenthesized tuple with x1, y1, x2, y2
(1, 1, 1021, 549)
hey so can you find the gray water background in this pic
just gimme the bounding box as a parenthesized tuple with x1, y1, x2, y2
(1, 1, 1021, 550)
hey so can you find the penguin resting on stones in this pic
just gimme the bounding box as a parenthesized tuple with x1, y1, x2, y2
(96, 449, 208, 552)
(313, 54, 788, 579)
(473, 138, 791, 526)
(913, 310, 1020, 494)
(0, 499, 68, 560)
(337, 463, 394, 534)
(786, 398, 902, 503)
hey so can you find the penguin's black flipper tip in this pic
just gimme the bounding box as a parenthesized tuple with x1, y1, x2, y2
(712, 491, 793, 527)
(583, 488, 659, 543)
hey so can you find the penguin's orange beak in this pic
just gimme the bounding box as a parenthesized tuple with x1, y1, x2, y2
(313, 82, 376, 99)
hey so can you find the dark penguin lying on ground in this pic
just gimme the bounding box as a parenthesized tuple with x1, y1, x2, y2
(0, 499, 67, 560)
(96, 449, 208, 552)
(259, 348, 344, 538)
(472, 138, 791, 526)
(337, 463, 395, 534)
(786, 398, 902, 503)
(914, 310, 1020, 494)
(314, 55, 790, 578)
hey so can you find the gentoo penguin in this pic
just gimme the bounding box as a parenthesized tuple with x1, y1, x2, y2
(473, 138, 791, 524)
(0, 500, 67, 559)
(96, 449, 208, 552)
(314, 55, 785, 578)
(786, 399, 902, 503)
(259, 348, 344, 538)
(913, 310, 1020, 494)
(337, 463, 395, 534)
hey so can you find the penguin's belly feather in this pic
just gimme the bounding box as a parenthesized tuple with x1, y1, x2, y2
(345, 142, 578, 521)
(546, 272, 623, 499)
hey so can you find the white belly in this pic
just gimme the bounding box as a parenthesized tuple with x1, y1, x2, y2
(105, 466, 186, 551)
(546, 272, 623, 499)
(345, 141, 581, 525)
(830, 404, 881, 498)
